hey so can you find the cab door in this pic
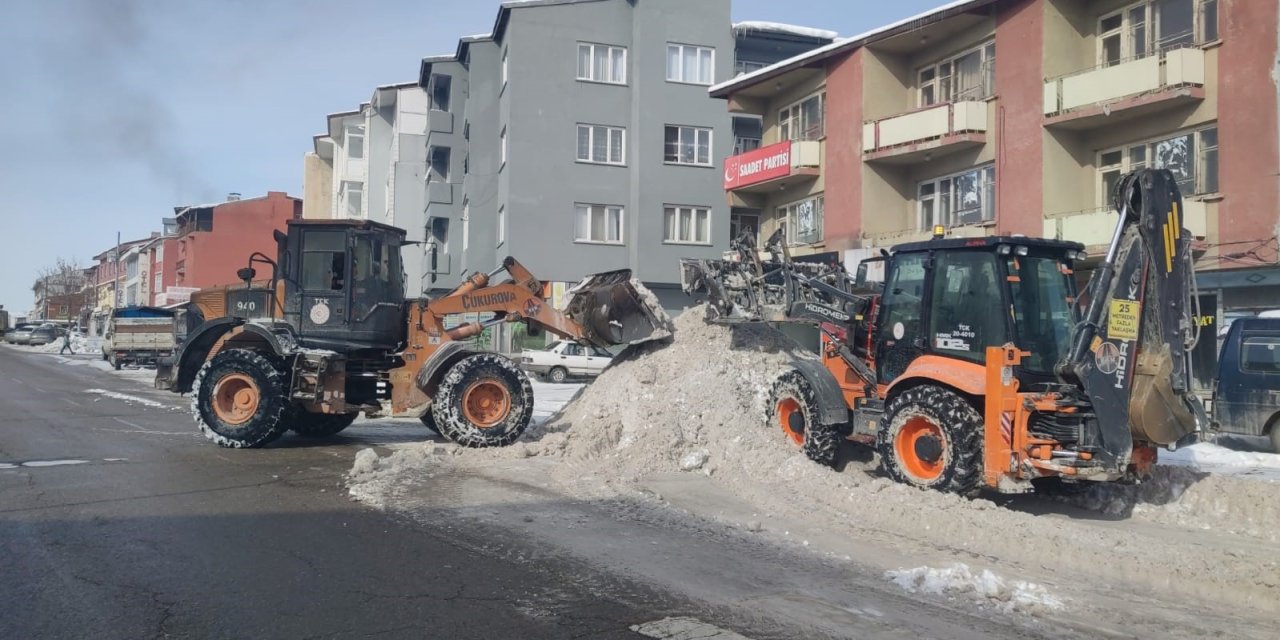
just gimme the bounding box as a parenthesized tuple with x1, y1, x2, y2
(297, 229, 351, 346)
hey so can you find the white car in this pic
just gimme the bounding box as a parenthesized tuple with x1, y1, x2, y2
(520, 340, 614, 383)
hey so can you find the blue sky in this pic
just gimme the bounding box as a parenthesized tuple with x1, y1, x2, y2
(0, 0, 946, 315)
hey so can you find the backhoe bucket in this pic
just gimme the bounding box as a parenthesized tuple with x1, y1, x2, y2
(565, 269, 673, 346)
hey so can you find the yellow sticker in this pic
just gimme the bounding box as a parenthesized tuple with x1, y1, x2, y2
(1108, 299, 1140, 341)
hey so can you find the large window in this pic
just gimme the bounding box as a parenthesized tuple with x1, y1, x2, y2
(345, 124, 365, 159)
(576, 124, 625, 165)
(575, 204, 623, 244)
(918, 165, 995, 229)
(666, 43, 714, 85)
(499, 127, 507, 166)
(341, 181, 364, 218)
(779, 92, 825, 141)
(577, 42, 627, 84)
(428, 73, 451, 111)
(497, 206, 506, 247)
(919, 41, 995, 106)
(301, 231, 347, 291)
(928, 251, 1005, 364)
(663, 206, 711, 244)
(664, 125, 712, 166)
(733, 136, 761, 155)
(778, 195, 824, 246)
(1097, 0, 1214, 66)
(1098, 126, 1218, 202)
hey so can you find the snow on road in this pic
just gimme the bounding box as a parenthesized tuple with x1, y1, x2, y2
(1160, 441, 1280, 480)
(886, 563, 1065, 615)
(84, 388, 168, 409)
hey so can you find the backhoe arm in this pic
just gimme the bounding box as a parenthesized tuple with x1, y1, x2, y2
(1061, 169, 1206, 461)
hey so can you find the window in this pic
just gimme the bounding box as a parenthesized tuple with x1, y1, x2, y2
(502, 49, 508, 87)
(497, 206, 506, 247)
(575, 204, 623, 244)
(577, 42, 627, 84)
(666, 43, 714, 85)
(918, 165, 996, 229)
(918, 41, 995, 106)
(928, 251, 1006, 364)
(663, 206, 711, 244)
(730, 211, 759, 246)
(1097, 0, 1211, 66)
(499, 128, 507, 166)
(779, 92, 825, 141)
(1097, 126, 1218, 200)
(428, 74, 451, 111)
(301, 231, 347, 291)
(429, 146, 450, 181)
(664, 125, 712, 166)
(778, 195, 824, 245)
(734, 59, 768, 76)
(1241, 335, 1280, 374)
(345, 124, 365, 159)
(341, 181, 364, 218)
(874, 252, 927, 381)
(576, 124, 625, 165)
(462, 201, 470, 252)
(733, 136, 761, 155)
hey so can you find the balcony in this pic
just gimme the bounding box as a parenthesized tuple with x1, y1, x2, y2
(1043, 199, 1208, 248)
(427, 180, 455, 205)
(862, 101, 988, 164)
(861, 224, 992, 249)
(429, 110, 453, 134)
(723, 140, 821, 194)
(1043, 47, 1205, 129)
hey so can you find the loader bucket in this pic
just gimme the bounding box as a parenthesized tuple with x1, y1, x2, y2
(565, 269, 673, 346)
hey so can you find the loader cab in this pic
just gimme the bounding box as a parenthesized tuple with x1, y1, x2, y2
(874, 236, 1083, 386)
(279, 219, 408, 352)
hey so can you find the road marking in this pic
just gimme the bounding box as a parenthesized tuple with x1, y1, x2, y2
(630, 617, 752, 640)
(10, 377, 24, 385)
(0, 463, 17, 469)
(113, 417, 154, 433)
(61, 398, 80, 408)
(21, 460, 90, 468)
(85, 388, 166, 409)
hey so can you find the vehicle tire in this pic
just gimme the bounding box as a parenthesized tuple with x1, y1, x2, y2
(548, 366, 569, 384)
(431, 353, 533, 448)
(192, 348, 290, 449)
(877, 384, 983, 496)
(290, 411, 358, 438)
(419, 411, 440, 435)
(768, 370, 840, 467)
(112, 358, 122, 371)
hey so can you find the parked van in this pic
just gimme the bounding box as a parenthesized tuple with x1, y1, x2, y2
(1212, 317, 1280, 452)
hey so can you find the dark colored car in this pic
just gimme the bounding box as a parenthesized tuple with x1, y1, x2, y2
(1213, 317, 1280, 452)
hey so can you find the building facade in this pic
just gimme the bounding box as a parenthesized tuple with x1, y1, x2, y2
(171, 192, 301, 292)
(714, 0, 1278, 388)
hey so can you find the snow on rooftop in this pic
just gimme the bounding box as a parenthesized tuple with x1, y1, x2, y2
(732, 21, 838, 41)
(711, 0, 986, 95)
(460, 33, 491, 40)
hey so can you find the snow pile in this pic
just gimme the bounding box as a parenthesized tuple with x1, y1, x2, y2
(34, 333, 94, 354)
(732, 21, 838, 40)
(886, 564, 1064, 616)
(1160, 442, 1280, 480)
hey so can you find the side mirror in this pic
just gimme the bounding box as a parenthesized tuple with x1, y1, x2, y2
(237, 267, 256, 283)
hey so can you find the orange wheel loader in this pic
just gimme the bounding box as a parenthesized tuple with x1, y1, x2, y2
(681, 169, 1207, 494)
(156, 218, 669, 448)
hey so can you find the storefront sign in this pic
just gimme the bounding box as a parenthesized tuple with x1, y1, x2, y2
(724, 141, 792, 190)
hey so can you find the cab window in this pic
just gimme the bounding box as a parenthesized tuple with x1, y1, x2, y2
(1242, 335, 1280, 374)
(301, 231, 346, 291)
(875, 252, 927, 381)
(928, 251, 1005, 363)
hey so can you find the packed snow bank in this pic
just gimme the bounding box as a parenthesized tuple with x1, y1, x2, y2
(34, 333, 95, 354)
(350, 307, 1280, 614)
(1160, 442, 1280, 480)
(886, 563, 1065, 616)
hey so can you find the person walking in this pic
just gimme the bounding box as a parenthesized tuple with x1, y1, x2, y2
(59, 331, 73, 355)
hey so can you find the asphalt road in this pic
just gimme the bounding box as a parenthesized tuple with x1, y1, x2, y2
(0, 346, 734, 639)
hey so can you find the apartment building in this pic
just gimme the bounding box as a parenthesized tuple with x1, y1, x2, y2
(714, 0, 1277, 387)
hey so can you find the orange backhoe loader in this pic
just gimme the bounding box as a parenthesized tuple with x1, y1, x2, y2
(681, 169, 1206, 494)
(157, 218, 669, 448)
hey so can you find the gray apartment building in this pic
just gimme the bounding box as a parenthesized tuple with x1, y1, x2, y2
(411, 0, 833, 309)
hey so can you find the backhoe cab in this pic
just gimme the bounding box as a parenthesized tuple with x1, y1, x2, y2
(159, 218, 671, 450)
(682, 168, 1205, 494)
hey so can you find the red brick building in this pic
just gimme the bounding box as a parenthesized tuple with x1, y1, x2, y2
(714, 0, 1278, 321)
(172, 192, 301, 291)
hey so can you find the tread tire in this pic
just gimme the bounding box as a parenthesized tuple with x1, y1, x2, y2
(431, 353, 533, 448)
(192, 348, 290, 449)
(768, 370, 840, 467)
(419, 411, 440, 435)
(290, 411, 358, 438)
(877, 384, 983, 496)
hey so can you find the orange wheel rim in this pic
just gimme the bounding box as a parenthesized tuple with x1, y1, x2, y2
(212, 373, 260, 425)
(776, 397, 805, 446)
(462, 380, 511, 429)
(895, 416, 945, 482)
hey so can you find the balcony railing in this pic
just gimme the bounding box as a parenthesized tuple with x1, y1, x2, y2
(1043, 199, 1208, 246)
(862, 101, 988, 156)
(1043, 45, 1205, 117)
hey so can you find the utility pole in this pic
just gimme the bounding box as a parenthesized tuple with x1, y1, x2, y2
(112, 231, 121, 312)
